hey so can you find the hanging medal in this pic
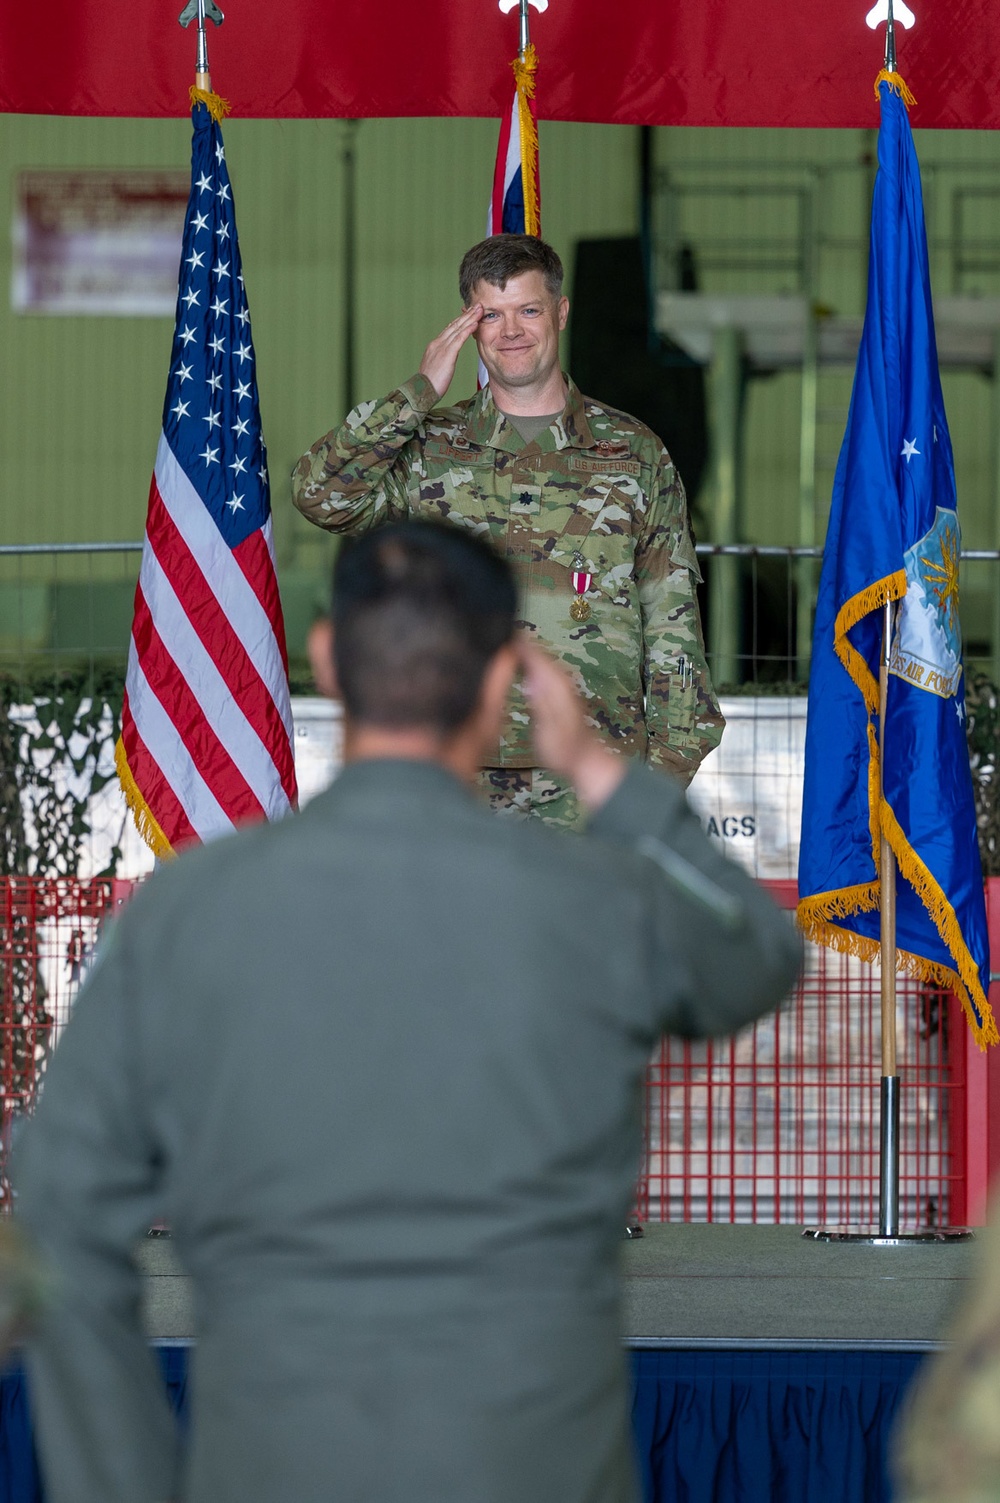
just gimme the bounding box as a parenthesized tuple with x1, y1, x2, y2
(570, 569, 593, 621)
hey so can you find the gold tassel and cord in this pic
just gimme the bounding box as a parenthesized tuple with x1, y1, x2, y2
(512, 45, 540, 238)
(189, 84, 231, 122)
(873, 69, 917, 109)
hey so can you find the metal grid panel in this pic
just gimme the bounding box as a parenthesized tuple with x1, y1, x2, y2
(0, 877, 125, 1205)
(0, 878, 961, 1229)
(637, 886, 958, 1228)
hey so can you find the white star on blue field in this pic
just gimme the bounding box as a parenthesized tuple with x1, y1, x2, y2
(161, 110, 269, 548)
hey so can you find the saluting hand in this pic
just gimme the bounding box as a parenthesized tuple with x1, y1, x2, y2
(519, 641, 627, 814)
(419, 305, 484, 402)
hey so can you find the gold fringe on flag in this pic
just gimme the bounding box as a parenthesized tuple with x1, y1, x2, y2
(798, 560, 999, 1048)
(832, 569, 908, 714)
(115, 737, 175, 861)
(512, 44, 540, 238)
(866, 720, 882, 869)
(873, 69, 917, 109)
(799, 874, 998, 1048)
(799, 891, 998, 1051)
(189, 84, 231, 122)
(880, 792, 998, 1047)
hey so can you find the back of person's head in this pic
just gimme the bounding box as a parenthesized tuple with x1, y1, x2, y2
(458, 235, 564, 305)
(332, 521, 517, 734)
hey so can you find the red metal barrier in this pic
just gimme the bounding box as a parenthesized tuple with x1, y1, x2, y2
(0, 877, 138, 1206)
(636, 881, 966, 1229)
(950, 879, 1000, 1226)
(0, 876, 994, 1226)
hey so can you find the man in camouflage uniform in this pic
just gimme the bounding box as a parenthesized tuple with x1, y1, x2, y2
(292, 234, 723, 827)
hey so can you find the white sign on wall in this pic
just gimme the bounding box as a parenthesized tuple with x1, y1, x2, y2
(12, 171, 187, 316)
(75, 695, 806, 882)
(685, 696, 806, 882)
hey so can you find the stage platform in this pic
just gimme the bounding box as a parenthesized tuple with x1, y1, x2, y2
(137, 1221, 978, 1349)
(621, 1222, 976, 1350)
(0, 1225, 974, 1502)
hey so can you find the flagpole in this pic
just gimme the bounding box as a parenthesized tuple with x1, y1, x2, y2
(123, 0, 296, 854)
(802, 1, 982, 1247)
(883, 0, 897, 76)
(195, 0, 211, 92)
(518, 0, 528, 56)
(178, 0, 225, 101)
(878, 602, 901, 1237)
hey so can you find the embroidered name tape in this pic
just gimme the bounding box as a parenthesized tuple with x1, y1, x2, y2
(571, 457, 641, 476)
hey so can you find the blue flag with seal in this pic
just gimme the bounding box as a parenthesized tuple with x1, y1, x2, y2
(797, 78, 996, 1049)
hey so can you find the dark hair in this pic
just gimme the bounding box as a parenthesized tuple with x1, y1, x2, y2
(458, 235, 564, 305)
(331, 521, 517, 733)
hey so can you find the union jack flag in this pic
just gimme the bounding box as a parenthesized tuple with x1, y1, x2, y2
(116, 102, 297, 856)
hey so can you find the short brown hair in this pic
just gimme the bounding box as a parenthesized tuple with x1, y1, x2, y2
(332, 521, 517, 733)
(458, 235, 564, 305)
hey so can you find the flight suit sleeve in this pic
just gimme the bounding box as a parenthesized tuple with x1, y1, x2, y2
(11, 922, 180, 1503)
(291, 373, 439, 533)
(589, 762, 801, 1039)
(636, 455, 724, 785)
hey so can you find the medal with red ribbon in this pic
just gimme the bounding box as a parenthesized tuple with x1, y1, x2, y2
(570, 570, 593, 621)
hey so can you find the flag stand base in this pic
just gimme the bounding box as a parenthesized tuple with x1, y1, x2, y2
(801, 1226, 974, 1245)
(801, 1078, 975, 1243)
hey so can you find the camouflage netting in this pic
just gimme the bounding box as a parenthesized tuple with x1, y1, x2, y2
(966, 674, 1000, 879)
(0, 670, 129, 1205)
(0, 706, 27, 878)
(0, 697, 47, 1206)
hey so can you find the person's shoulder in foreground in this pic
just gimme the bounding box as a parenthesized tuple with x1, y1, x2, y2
(893, 1208, 1000, 1502)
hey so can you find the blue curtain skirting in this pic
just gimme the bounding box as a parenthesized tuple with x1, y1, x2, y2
(0, 1344, 923, 1502)
(0, 1346, 189, 1503)
(631, 1348, 925, 1503)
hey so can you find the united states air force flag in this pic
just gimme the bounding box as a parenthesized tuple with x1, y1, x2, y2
(797, 80, 996, 1048)
(116, 102, 297, 855)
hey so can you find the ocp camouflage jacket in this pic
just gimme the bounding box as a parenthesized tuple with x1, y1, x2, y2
(292, 374, 724, 783)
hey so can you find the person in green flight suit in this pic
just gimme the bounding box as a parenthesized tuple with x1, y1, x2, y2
(13, 521, 796, 1503)
(293, 233, 723, 828)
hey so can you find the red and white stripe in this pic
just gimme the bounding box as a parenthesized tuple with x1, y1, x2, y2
(119, 433, 296, 852)
(487, 89, 522, 240)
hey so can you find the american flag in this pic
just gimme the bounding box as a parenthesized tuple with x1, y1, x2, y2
(116, 102, 297, 857)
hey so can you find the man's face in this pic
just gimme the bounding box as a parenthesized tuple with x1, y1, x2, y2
(469, 270, 569, 395)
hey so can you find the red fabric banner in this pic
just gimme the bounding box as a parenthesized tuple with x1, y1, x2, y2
(2, 0, 998, 129)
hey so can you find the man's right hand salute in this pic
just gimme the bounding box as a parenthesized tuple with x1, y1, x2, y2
(418, 304, 483, 402)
